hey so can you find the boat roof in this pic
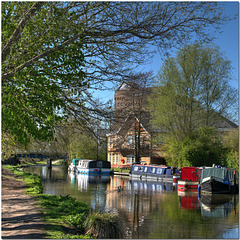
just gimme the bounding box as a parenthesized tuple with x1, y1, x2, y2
(200, 167, 234, 183)
(133, 164, 169, 168)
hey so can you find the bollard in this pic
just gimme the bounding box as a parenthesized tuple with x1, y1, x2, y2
(47, 158, 52, 169)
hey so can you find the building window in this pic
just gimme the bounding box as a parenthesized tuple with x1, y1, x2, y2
(127, 155, 135, 164)
(116, 154, 119, 163)
(127, 135, 135, 148)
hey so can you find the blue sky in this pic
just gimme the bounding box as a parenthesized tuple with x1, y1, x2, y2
(97, 1, 239, 103)
(140, 1, 239, 89)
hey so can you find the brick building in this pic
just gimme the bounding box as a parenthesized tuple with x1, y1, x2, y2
(107, 82, 238, 168)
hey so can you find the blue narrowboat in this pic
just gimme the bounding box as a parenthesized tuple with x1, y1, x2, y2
(129, 164, 179, 182)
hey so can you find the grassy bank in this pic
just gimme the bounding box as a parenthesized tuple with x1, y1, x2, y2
(112, 167, 130, 173)
(3, 165, 125, 239)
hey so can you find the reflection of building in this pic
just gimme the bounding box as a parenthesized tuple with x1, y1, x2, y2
(105, 176, 175, 235)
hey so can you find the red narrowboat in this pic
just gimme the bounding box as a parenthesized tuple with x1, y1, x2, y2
(178, 167, 201, 191)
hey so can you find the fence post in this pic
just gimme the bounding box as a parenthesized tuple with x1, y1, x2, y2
(47, 158, 52, 169)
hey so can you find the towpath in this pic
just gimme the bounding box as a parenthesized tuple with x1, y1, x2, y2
(1, 168, 46, 239)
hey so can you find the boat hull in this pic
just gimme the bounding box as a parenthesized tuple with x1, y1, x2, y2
(173, 175, 180, 183)
(178, 180, 199, 192)
(130, 164, 179, 182)
(200, 178, 230, 194)
(130, 173, 174, 182)
(77, 167, 111, 174)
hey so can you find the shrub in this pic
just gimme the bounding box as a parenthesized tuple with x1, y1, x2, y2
(65, 213, 86, 232)
(84, 212, 125, 239)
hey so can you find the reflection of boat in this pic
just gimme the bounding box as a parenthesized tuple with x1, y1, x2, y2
(178, 167, 201, 191)
(75, 173, 111, 191)
(178, 191, 200, 210)
(129, 179, 176, 193)
(199, 194, 234, 218)
(199, 168, 236, 194)
(199, 194, 233, 206)
(130, 164, 179, 182)
(69, 159, 111, 174)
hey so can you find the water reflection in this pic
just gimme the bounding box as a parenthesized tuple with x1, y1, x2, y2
(25, 166, 239, 239)
(178, 191, 200, 210)
(199, 194, 236, 219)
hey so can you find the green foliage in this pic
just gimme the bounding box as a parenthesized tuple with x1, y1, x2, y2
(226, 151, 239, 170)
(39, 194, 90, 218)
(165, 127, 227, 167)
(149, 43, 238, 141)
(65, 213, 86, 232)
(4, 165, 44, 194)
(84, 211, 125, 239)
(223, 128, 239, 169)
(58, 234, 92, 239)
(2, 2, 86, 146)
(2, 2, 229, 147)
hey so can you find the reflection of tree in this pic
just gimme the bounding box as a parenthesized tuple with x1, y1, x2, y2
(146, 194, 239, 239)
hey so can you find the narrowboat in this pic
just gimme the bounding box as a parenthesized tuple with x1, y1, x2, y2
(199, 167, 236, 194)
(76, 159, 111, 174)
(129, 164, 179, 182)
(68, 158, 81, 172)
(178, 167, 201, 191)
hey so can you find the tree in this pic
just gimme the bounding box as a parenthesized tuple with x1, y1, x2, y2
(148, 43, 238, 141)
(2, 2, 86, 145)
(223, 128, 239, 169)
(2, 2, 229, 145)
(164, 127, 227, 167)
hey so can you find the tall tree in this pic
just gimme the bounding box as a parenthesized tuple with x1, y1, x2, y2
(2, 2, 229, 145)
(148, 43, 238, 141)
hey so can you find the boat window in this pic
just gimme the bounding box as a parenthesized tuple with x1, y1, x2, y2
(139, 167, 143, 172)
(151, 168, 156, 173)
(134, 166, 138, 171)
(144, 167, 148, 172)
(156, 168, 162, 174)
(97, 161, 103, 168)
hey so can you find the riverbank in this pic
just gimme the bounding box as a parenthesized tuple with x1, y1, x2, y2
(1, 165, 126, 239)
(1, 167, 46, 239)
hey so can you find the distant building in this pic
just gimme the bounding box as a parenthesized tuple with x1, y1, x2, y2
(107, 82, 238, 168)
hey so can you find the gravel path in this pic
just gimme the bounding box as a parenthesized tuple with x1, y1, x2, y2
(1, 168, 46, 239)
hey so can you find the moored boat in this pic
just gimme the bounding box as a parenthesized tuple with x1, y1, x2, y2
(68, 158, 81, 172)
(129, 164, 179, 182)
(199, 167, 237, 194)
(178, 167, 201, 191)
(76, 159, 111, 174)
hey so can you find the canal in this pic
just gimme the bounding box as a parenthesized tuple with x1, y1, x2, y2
(26, 165, 239, 239)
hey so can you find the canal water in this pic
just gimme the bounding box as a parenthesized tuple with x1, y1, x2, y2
(26, 165, 239, 239)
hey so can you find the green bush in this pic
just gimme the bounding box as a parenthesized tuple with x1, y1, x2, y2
(165, 127, 227, 167)
(84, 212, 125, 239)
(65, 213, 86, 232)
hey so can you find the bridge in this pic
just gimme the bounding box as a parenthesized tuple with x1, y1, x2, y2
(16, 153, 50, 159)
(3, 153, 68, 168)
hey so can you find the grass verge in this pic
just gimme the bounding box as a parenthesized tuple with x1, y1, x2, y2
(112, 167, 130, 173)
